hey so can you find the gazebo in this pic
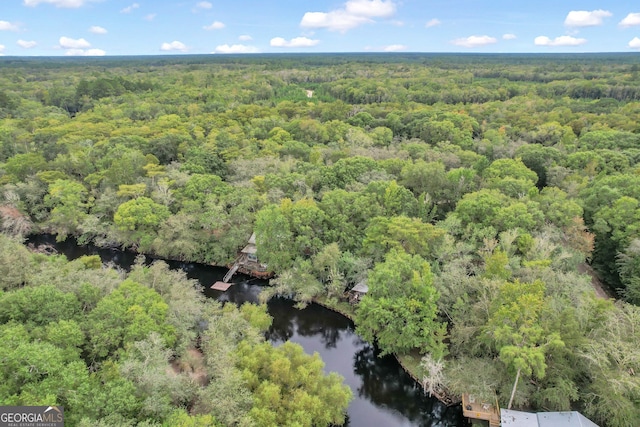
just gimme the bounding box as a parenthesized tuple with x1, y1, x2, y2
(348, 280, 369, 304)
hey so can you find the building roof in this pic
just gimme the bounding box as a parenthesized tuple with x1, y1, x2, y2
(501, 410, 541, 427)
(351, 281, 369, 293)
(537, 412, 599, 427)
(248, 233, 256, 245)
(241, 245, 257, 254)
(501, 410, 599, 427)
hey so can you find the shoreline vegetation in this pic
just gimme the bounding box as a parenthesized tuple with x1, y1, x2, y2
(27, 236, 457, 406)
(28, 234, 614, 409)
(311, 295, 461, 405)
(5, 233, 354, 426)
(2, 53, 640, 426)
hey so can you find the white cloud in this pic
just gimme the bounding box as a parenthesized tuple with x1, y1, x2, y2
(196, 1, 212, 9)
(17, 39, 37, 48)
(564, 10, 611, 27)
(391, 20, 404, 27)
(0, 44, 5, 55)
(344, 0, 396, 18)
(503, 33, 516, 40)
(65, 48, 106, 56)
(534, 35, 587, 46)
(300, 0, 397, 32)
(619, 13, 640, 28)
(120, 3, 139, 13)
(89, 25, 107, 34)
(24, 0, 93, 7)
(425, 18, 440, 28)
(0, 21, 20, 31)
(451, 35, 497, 48)
(213, 44, 259, 53)
(301, 11, 371, 32)
(629, 37, 640, 49)
(144, 13, 156, 21)
(203, 21, 225, 30)
(270, 36, 320, 48)
(383, 44, 407, 52)
(161, 41, 188, 52)
(239, 34, 252, 41)
(59, 36, 91, 49)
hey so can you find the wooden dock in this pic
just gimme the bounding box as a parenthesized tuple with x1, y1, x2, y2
(212, 261, 241, 291)
(212, 232, 273, 292)
(211, 281, 233, 291)
(222, 262, 239, 283)
(462, 393, 500, 427)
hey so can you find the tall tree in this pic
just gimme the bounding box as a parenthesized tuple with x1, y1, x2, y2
(254, 204, 295, 272)
(235, 340, 352, 426)
(113, 197, 171, 250)
(356, 249, 446, 357)
(484, 280, 564, 409)
(44, 179, 91, 239)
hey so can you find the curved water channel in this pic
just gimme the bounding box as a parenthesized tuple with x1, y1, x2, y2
(31, 235, 465, 427)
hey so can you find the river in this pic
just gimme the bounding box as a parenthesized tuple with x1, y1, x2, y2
(30, 235, 465, 427)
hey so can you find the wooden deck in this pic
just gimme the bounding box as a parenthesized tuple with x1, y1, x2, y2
(462, 394, 501, 427)
(211, 281, 233, 291)
(236, 264, 273, 279)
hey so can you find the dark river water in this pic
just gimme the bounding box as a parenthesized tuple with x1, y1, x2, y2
(30, 235, 465, 427)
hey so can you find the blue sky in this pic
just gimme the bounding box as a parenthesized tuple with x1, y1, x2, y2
(1, 0, 640, 56)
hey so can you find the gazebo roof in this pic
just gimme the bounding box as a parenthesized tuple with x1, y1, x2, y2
(351, 281, 369, 294)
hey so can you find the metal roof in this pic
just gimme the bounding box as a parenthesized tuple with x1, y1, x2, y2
(248, 233, 256, 244)
(538, 412, 599, 427)
(501, 410, 599, 427)
(351, 282, 369, 293)
(501, 410, 539, 427)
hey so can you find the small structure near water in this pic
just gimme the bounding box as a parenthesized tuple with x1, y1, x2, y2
(462, 394, 500, 427)
(212, 233, 272, 291)
(462, 393, 600, 427)
(347, 280, 368, 304)
(234, 233, 272, 279)
(211, 281, 233, 291)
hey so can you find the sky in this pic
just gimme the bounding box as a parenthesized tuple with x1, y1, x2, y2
(1, 0, 640, 56)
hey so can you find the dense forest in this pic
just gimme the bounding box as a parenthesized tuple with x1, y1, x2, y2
(0, 235, 352, 426)
(1, 53, 640, 426)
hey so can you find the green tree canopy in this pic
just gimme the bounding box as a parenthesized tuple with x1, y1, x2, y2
(356, 249, 446, 357)
(86, 279, 176, 360)
(483, 279, 564, 409)
(236, 340, 352, 427)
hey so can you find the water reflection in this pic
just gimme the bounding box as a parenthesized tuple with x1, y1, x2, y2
(266, 297, 464, 427)
(28, 235, 465, 427)
(267, 298, 347, 349)
(353, 342, 453, 426)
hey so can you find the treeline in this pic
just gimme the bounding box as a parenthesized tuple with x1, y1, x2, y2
(76, 77, 156, 100)
(39, 76, 157, 115)
(0, 54, 640, 426)
(0, 235, 352, 426)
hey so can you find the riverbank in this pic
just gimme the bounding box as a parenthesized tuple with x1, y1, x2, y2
(23, 234, 465, 426)
(312, 295, 461, 407)
(28, 233, 461, 409)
